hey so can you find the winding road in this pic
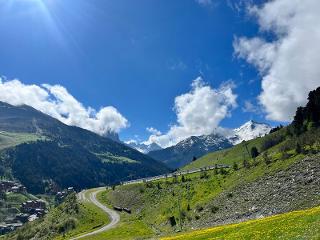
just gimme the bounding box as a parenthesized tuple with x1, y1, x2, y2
(71, 188, 120, 240)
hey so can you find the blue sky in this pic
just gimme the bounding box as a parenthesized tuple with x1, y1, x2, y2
(1, 0, 317, 147)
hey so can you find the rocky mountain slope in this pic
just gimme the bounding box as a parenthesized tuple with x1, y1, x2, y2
(0, 101, 169, 194)
(189, 154, 320, 229)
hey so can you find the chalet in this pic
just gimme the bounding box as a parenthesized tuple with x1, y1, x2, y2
(15, 213, 30, 223)
(21, 200, 46, 213)
(0, 223, 23, 234)
(0, 181, 27, 194)
(11, 185, 26, 194)
(0, 181, 15, 192)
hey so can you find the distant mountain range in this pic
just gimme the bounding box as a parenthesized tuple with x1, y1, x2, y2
(125, 140, 162, 154)
(148, 134, 232, 169)
(0, 102, 169, 194)
(147, 121, 272, 169)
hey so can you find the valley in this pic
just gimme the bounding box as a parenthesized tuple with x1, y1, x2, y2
(1, 87, 320, 239)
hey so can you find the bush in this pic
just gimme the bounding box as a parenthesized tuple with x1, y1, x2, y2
(242, 159, 251, 169)
(200, 171, 209, 179)
(227, 192, 233, 198)
(196, 204, 204, 212)
(232, 162, 239, 171)
(251, 147, 259, 158)
(211, 205, 219, 214)
(187, 204, 191, 211)
(220, 168, 228, 175)
(181, 175, 186, 182)
(295, 143, 302, 154)
(262, 152, 272, 165)
(281, 152, 291, 160)
(169, 216, 176, 227)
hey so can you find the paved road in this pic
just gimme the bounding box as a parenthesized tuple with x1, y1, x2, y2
(71, 188, 120, 240)
(123, 164, 230, 185)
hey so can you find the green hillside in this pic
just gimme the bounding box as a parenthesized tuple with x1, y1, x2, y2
(0, 102, 169, 194)
(3, 193, 110, 240)
(0, 131, 42, 151)
(88, 120, 320, 238)
(162, 205, 320, 240)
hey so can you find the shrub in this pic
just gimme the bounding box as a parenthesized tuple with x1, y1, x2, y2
(169, 216, 176, 227)
(281, 152, 291, 160)
(187, 204, 191, 211)
(196, 205, 204, 212)
(263, 152, 272, 165)
(200, 171, 209, 179)
(242, 159, 251, 169)
(181, 175, 186, 182)
(232, 162, 239, 171)
(251, 147, 259, 158)
(211, 205, 219, 214)
(295, 143, 302, 154)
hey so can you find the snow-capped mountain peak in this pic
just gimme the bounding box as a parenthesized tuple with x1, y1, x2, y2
(125, 140, 162, 154)
(230, 120, 272, 145)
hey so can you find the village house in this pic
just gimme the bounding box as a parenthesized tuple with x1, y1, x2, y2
(21, 200, 46, 214)
(0, 181, 27, 194)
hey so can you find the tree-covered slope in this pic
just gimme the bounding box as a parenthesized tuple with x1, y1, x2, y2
(0, 102, 169, 193)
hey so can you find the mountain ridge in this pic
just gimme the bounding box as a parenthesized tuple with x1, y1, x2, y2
(0, 101, 169, 193)
(148, 120, 272, 169)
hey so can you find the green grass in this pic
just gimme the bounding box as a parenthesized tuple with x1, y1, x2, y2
(0, 131, 43, 151)
(94, 145, 313, 239)
(94, 152, 139, 164)
(161, 205, 320, 240)
(55, 201, 110, 240)
(83, 190, 153, 240)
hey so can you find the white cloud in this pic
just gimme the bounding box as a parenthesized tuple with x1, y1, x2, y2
(125, 139, 138, 145)
(234, 0, 320, 122)
(145, 77, 237, 148)
(146, 127, 161, 136)
(242, 100, 260, 114)
(0, 78, 128, 135)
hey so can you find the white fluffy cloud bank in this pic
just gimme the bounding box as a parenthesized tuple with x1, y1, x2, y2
(234, 0, 320, 122)
(145, 77, 237, 148)
(0, 78, 128, 135)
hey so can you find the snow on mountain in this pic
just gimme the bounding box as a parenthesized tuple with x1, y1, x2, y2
(177, 134, 231, 152)
(230, 120, 272, 145)
(125, 140, 162, 154)
(147, 120, 272, 169)
(148, 134, 232, 169)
